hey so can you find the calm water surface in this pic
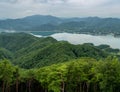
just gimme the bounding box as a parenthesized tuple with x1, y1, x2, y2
(32, 32, 120, 49)
(1, 30, 119, 49)
(51, 33, 120, 49)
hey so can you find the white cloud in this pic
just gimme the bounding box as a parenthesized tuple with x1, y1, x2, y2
(0, 0, 120, 18)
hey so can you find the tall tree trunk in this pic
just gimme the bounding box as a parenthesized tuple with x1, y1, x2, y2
(45, 89, 47, 92)
(86, 83, 89, 92)
(80, 83, 82, 92)
(29, 79, 32, 92)
(83, 82, 86, 92)
(7, 84, 10, 92)
(61, 81, 65, 92)
(2, 82, 5, 92)
(5, 82, 9, 92)
(94, 83, 96, 92)
(8, 85, 10, 92)
(16, 78, 19, 92)
(29, 81, 31, 92)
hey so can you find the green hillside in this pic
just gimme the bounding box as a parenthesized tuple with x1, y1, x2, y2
(14, 41, 108, 68)
(0, 33, 120, 92)
(0, 33, 109, 68)
(0, 33, 39, 52)
(0, 48, 13, 59)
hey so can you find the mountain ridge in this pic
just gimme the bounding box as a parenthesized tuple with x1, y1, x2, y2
(0, 32, 112, 68)
(0, 15, 120, 36)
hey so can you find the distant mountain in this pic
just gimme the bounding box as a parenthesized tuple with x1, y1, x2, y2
(0, 15, 62, 31)
(22, 15, 62, 25)
(0, 15, 120, 35)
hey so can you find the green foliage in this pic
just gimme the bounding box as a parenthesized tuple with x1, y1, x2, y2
(14, 41, 108, 68)
(0, 48, 13, 59)
(0, 33, 109, 69)
(0, 59, 15, 92)
(32, 57, 120, 92)
(0, 33, 39, 52)
(0, 57, 120, 92)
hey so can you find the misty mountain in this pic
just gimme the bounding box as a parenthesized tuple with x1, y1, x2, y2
(0, 15, 62, 31)
(0, 15, 120, 35)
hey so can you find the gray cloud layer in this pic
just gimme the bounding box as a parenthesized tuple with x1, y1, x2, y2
(0, 0, 120, 18)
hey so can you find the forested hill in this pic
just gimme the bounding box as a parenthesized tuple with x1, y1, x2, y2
(0, 15, 120, 36)
(0, 32, 117, 68)
(0, 33, 120, 92)
(0, 32, 57, 52)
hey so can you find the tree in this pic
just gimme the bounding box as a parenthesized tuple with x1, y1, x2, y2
(0, 59, 15, 92)
(13, 66, 20, 92)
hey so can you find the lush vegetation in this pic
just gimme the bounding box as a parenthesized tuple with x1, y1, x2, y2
(0, 48, 13, 59)
(0, 33, 120, 92)
(0, 15, 120, 36)
(0, 57, 120, 92)
(0, 33, 112, 69)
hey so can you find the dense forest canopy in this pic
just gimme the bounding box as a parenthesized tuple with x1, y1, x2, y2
(1, 32, 119, 68)
(0, 33, 120, 92)
(0, 57, 120, 92)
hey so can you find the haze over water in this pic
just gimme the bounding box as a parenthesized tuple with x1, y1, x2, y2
(51, 33, 120, 49)
(33, 32, 120, 49)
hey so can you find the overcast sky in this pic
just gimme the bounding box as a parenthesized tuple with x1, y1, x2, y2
(0, 0, 120, 18)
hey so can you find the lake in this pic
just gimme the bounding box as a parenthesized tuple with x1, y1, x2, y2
(31, 32, 120, 49)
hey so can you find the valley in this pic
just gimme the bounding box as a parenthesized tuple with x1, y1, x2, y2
(0, 32, 120, 92)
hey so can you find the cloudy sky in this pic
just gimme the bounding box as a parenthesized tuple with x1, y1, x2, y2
(0, 0, 120, 18)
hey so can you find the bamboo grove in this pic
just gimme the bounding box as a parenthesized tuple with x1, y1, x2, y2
(0, 57, 120, 92)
